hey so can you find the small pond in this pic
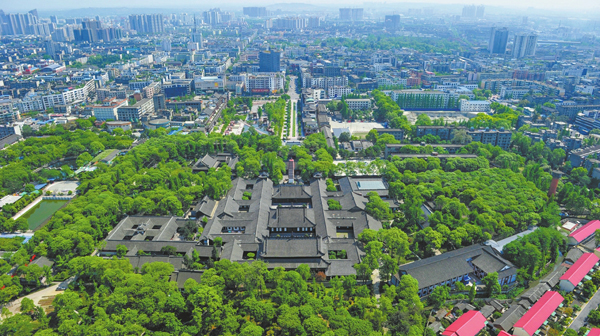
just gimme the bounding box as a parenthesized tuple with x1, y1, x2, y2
(21, 200, 68, 230)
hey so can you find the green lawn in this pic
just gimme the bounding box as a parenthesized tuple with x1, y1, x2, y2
(93, 149, 118, 162)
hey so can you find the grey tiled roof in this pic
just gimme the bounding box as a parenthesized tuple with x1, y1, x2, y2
(268, 207, 315, 228)
(480, 305, 495, 318)
(399, 244, 516, 290)
(262, 238, 321, 258)
(170, 270, 203, 288)
(520, 283, 550, 305)
(126, 255, 184, 270)
(272, 185, 312, 200)
(494, 304, 525, 331)
(540, 265, 567, 288)
(565, 248, 584, 264)
(104, 175, 384, 276)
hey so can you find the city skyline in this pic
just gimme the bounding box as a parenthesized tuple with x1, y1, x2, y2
(0, 0, 599, 334)
(3, 1, 600, 14)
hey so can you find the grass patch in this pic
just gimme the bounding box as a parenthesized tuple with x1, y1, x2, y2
(93, 149, 118, 162)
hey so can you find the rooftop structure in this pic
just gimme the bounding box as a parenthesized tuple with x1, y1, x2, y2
(441, 310, 486, 336)
(559, 252, 599, 291)
(393, 244, 516, 297)
(101, 176, 385, 277)
(568, 220, 600, 245)
(513, 291, 564, 336)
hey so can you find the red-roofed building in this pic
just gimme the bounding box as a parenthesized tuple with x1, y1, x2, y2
(441, 310, 486, 336)
(560, 252, 599, 292)
(498, 331, 513, 336)
(513, 291, 564, 336)
(569, 220, 600, 245)
(588, 329, 600, 336)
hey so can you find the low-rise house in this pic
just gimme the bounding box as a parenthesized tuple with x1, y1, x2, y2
(392, 244, 517, 297)
(373, 128, 404, 140)
(559, 252, 599, 292)
(494, 305, 526, 331)
(480, 305, 495, 319)
(512, 291, 563, 336)
(565, 248, 584, 264)
(441, 310, 486, 336)
(568, 220, 600, 245)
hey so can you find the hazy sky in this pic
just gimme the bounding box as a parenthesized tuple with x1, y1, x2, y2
(3, 0, 599, 14)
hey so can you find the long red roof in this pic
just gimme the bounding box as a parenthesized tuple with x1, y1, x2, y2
(441, 310, 486, 336)
(569, 220, 600, 243)
(498, 331, 513, 336)
(588, 329, 600, 336)
(560, 252, 599, 286)
(513, 291, 564, 336)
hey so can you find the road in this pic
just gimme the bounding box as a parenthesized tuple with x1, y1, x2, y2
(286, 76, 300, 141)
(4, 283, 61, 317)
(372, 269, 381, 301)
(570, 290, 600, 330)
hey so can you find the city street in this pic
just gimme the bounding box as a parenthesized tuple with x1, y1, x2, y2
(570, 290, 600, 330)
(287, 76, 300, 141)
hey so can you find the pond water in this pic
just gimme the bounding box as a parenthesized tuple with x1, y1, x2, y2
(20, 200, 68, 230)
(243, 124, 270, 135)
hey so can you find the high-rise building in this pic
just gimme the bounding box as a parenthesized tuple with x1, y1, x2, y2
(351, 8, 364, 21)
(50, 15, 58, 24)
(476, 5, 485, 17)
(462, 5, 477, 17)
(243, 7, 267, 17)
(489, 27, 509, 55)
(81, 19, 101, 42)
(339, 8, 352, 21)
(161, 39, 172, 52)
(44, 39, 57, 58)
(259, 49, 281, 73)
(273, 17, 306, 30)
(191, 15, 203, 49)
(307, 17, 322, 28)
(73, 20, 121, 42)
(339, 8, 364, 21)
(51, 27, 70, 42)
(513, 34, 538, 58)
(203, 8, 224, 26)
(384, 14, 401, 28)
(128, 14, 164, 34)
(1, 12, 38, 35)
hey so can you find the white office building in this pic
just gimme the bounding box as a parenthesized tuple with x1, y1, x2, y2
(459, 100, 491, 113)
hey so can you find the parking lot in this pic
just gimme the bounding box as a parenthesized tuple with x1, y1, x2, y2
(329, 119, 385, 137)
(45, 181, 79, 194)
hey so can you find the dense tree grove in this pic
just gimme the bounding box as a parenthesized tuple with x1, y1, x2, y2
(385, 157, 558, 256)
(371, 90, 411, 131)
(263, 98, 287, 137)
(1, 257, 426, 336)
(0, 129, 132, 193)
(503, 228, 566, 280)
